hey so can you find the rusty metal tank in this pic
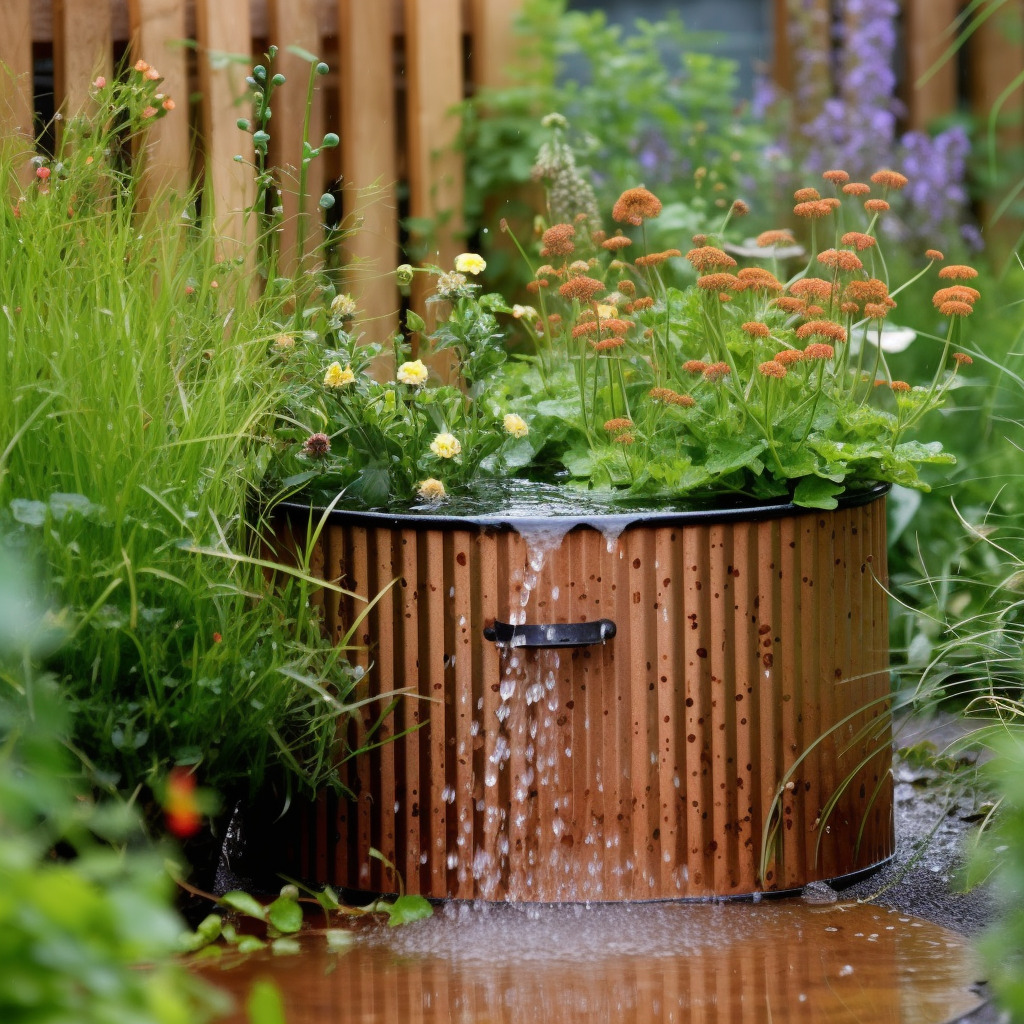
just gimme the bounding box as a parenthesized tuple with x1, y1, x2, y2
(272, 484, 894, 901)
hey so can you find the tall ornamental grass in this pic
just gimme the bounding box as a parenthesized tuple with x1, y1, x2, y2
(0, 72, 366, 815)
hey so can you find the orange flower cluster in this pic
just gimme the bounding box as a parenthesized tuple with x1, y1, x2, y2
(789, 278, 834, 301)
(558, 276, 605, 302)
(796, 320, 848, 344)
(755, 229, 797, 248)
(759, 360, 787, 379)
(604, 417, 633, 432)
(741, 321, 771, 338)
(840, 231, 876, 251)
(685, 245, 737, 271)
(649, 387, 695, 406)
(635, 249, 682, 268)
(541, 223, 575, 257)
(696, 273, 739, 292)
(611, 186, 662, 226)
(736, 268, 783, 292)
(937, 264, 979, 280)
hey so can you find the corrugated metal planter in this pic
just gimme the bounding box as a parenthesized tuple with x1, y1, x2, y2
(272, 485, 894, 901)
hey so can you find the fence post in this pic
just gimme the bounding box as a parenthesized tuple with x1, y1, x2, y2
(902, 0, 960, 131)
(194, 0, 256, 270)
(404, 0, 465, 314)
(968, 0, 1024, 256)
(0, 0, 35, 186)
(53, 0, 112, 119)
(127, 0, 192, 206)
(267, 0, 325, 280)
(337, 0, 400, 340)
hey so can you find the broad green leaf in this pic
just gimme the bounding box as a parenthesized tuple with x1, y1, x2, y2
(219, 891, 267, 920)
(267, 893, 304, 934)
(792, 476, 844, 509)
(385, 894, 434, 927)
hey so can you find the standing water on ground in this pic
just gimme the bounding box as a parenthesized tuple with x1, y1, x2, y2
(195, 899, 984, 1023)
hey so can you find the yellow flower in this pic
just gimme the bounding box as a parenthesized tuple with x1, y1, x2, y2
(596, 303, 618, 319)
(330, 293, 357, 318)
(430, 432, 462, 459)
(273, 333, 295, 350)
(503, 413, 529, 439)
(397, 359, 429, 386)
(454, 252, 487, 275)
(417, 478, 446, 502)
(512, 304, 538, 321)
(324, 361, 356, 388)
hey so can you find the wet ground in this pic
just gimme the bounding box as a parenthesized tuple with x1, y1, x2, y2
(199, 901, 984, 1024)
(197, 712, 1000, 1023)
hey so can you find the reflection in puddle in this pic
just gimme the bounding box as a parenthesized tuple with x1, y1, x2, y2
(196, 900, 984, 1023)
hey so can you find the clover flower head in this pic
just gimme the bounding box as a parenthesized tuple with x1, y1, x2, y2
(454, 252, 487, 275)
(330, 293, 357, 319)
(417, 478, 447, 502)
(324, 361, 356, 388)
(503, 413, 529, 438)
(397, 359, 429, 386)
(430, 432, 462, 459)
(301, 432, 331, 458)
(435, 271, 472, 300)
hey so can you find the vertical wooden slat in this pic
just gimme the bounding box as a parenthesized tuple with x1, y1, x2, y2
(404, 0, 465, 277)
(467, 0, 524, 90)
(0, 0, 35, 185)
(772, 0, 793, 96)
(969, 0, 1024, 253)
(338, 0, 400, 340)
(194, 0, 255, 263)
(903, 0, 960, 130)
(267, 0, 324, 278)
(128, 0, 191, 202)
(53, 0, 113, 117)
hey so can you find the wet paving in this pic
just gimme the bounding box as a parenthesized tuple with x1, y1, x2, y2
(196, 898, 985, 1023)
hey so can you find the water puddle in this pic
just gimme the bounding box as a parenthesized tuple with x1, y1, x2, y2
(195, 900, 984, 1023)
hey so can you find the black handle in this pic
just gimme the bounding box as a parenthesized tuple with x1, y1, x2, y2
(483, 619, 616, 649)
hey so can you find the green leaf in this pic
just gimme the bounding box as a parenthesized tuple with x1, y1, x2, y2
(792, 476, 844, 509)
(219, 891, 267, 920)
(271, 937, 303, 955)
(267, 893, 304, 934)
(561, 445, 598, 478)
(316, 885, 342, 912)
(246, 979, 287, 1024)
(179, 912, 222, 952)
(385, 894, 434, 927)
(406, 309, 426, 333)
(236, 935, 268, 954)
(704, 438, 767, 477)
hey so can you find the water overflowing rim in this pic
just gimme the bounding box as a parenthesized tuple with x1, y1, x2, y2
(275, 482, 890, 533)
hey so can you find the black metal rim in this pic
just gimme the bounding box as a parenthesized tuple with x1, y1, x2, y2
(274, 482, 890, 533)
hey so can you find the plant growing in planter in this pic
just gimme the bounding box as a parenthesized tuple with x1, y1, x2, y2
(263, 123, 979, 902)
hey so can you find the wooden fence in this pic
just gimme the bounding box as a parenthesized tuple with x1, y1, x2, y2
(0, 0, 524, 335)
(2, 1, 1023, 330)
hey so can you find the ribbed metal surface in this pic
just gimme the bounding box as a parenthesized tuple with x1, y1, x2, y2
(276, 494, 894, 900)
